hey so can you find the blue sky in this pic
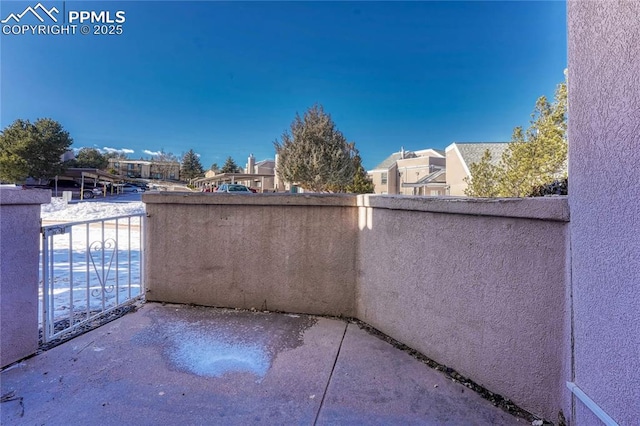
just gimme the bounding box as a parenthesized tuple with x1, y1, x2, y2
(1, 1, 567, 170)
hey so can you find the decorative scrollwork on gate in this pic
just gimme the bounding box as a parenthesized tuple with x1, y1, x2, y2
(89, 238, 117, 298)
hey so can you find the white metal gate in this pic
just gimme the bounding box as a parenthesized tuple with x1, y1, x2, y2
(40, 214, 144, 343)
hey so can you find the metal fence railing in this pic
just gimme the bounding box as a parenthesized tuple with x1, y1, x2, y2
(40, 214, 144, 343)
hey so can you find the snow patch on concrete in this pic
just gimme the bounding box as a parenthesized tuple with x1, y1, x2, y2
(168, 325, 270, 379)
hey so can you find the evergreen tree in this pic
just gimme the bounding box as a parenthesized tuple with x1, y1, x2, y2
(497, 81, 567, 197)
(220, 156, 241, 173)
(345, 152, 374, 194)
(464, 149, 501, 197)
(0, 118, 73, 183)
(465, 80, 567, 197)
(71, 147, 109, 169)
(210, 162, 220, 173)
(180, 149, 204, 181)
(274, 104, 356, 192)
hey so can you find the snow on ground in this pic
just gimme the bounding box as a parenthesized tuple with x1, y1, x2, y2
(41, 197, 145, 222)
(40, 197, 145, 335)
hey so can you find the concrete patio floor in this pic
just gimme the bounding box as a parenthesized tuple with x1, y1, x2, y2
(1, 303, 525, 425)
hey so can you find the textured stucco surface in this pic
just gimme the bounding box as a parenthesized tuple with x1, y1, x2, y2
(356, 205, 568, 421)
(1, 303, 523, 425)
(143, 192, 358, 207)
(144, 193, 568, 421)
(360, 194, 569, 221)
(144, 194, 358, 317)
(568, 2, 640, 425)
(0, 189, 51, 367)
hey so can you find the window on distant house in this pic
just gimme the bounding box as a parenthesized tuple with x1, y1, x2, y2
(381, 172, 388, 185)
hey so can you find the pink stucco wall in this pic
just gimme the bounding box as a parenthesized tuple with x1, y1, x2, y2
(0, 188, 51, 368)
(356, 196, 569, 421)
(144, 193, 359, 317)
(568, 2, 640, 425)
(144, 193, 569, 421)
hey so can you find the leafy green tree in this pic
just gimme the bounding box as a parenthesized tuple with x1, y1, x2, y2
(0, 118, 73, 183)
(70, 147, 108, 169)
(274, 104, 356, 192)
(210, 162, 219, 173)
(465, 81, 567, 197)
(180, 149, 204, 181)
(220, 156, 241, 173)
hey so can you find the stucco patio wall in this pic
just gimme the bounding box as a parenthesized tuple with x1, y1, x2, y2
(0, 188, 51, 368)
(143, 193, 359, 317)
(567, 2, 640, 425)
(355, 195, 569, 422)
(144, 192, 568, 421)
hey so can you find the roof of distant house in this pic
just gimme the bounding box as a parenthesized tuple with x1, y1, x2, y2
(402, 168, 447, 188)
(449, 142, 510, 167)
(371, 148, 445, 171)
(420, 148, 446, 157)
(416, 168, 446, 184)
(374, 152, 407, 170)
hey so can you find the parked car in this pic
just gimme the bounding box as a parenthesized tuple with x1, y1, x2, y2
(215, 184, 253, 193)
(48, 179, 96, 199)
(117, 183, 145, 193)
(92, 181, 113, 196)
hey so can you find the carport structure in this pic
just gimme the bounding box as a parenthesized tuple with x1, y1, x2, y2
(58, 168, 121, 199)
(194, 172, 276, 192)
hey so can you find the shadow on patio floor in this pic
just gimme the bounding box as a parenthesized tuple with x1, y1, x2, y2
(1, 303, 525, 425)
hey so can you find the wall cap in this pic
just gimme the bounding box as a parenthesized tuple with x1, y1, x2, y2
(0, 188, 51, 206)
(142, 192, 569, 221)
(142, 192, 358, 207)
(358, 195, 569, 221)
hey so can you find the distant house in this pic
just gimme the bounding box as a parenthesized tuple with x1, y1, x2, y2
(245, 155, 276, 191)
(194, 154, 276, 192)
(445, 142, 510, 196)
(368, 148, 446, 195)
(108, 159, 181, 181)
(402, 168, 448, 196)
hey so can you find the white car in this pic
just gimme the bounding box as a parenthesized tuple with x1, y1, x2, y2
(116, 183, 145, 193)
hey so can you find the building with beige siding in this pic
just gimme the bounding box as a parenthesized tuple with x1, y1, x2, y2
(108, 159, 181, 181)
(368, 148, 446, 195)
(445, 142, 509, 196)
(193, 154, 276, 192)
